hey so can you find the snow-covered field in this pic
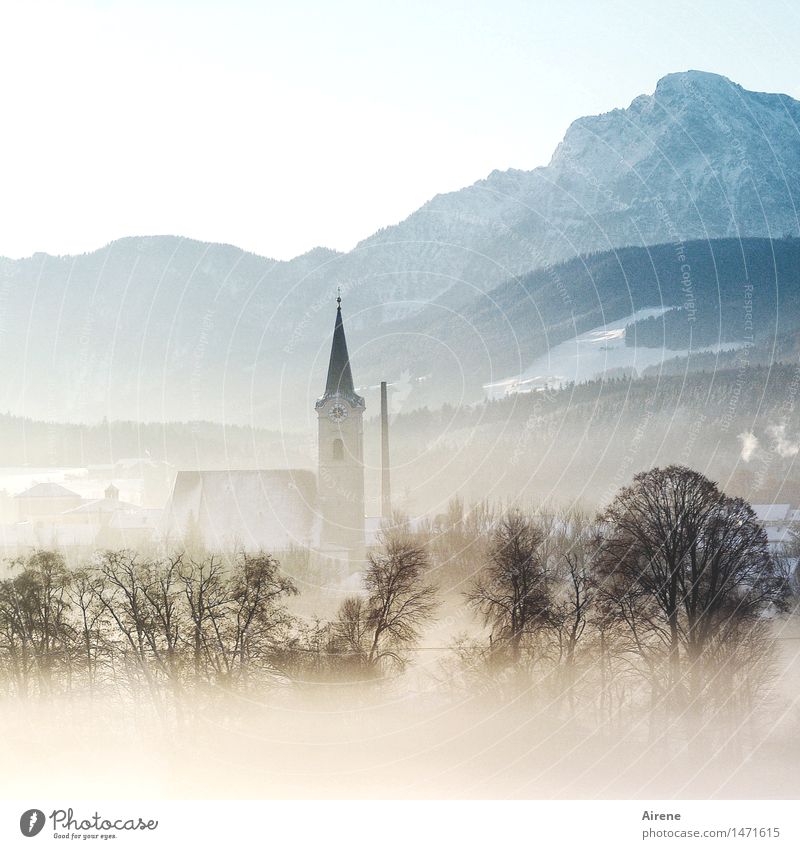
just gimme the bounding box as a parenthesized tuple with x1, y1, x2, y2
(485, 307, 743, 399)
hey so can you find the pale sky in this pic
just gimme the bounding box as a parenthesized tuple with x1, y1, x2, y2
(1, 0, 799, 261)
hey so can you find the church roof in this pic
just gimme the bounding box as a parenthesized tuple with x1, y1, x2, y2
(317, 298, 364, 408)
(164, 469, 318, 553)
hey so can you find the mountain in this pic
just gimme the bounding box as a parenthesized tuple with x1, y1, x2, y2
(1, 70, 799, 424)
(353, 70, 800, 304)
(0, 238, 340, 424)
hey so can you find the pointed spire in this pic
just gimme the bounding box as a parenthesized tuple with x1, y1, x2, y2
(318, 292, 364, 408)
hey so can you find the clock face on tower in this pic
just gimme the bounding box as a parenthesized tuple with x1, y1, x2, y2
(328, 402, 349, 422)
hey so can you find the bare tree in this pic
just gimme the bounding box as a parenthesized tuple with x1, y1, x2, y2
(329, 596, 372, 677)
(549, 509, 597, 709)
(67, 567, 108, 694)
(224, 551, 298, 686)
(364, 532, 438, 672)
(95, 550, 165, 704)
(138, 553, 186, 694)
(179, 555, 228, 683)
(595, 465, 789, 721)
(0, 551, 74, 697)
(422, 497, 494, 594)
(333, 531, 438, 676)
(466, 509, 552, 664)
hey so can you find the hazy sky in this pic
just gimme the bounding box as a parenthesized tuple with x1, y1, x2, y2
(2, 0, 799, 261)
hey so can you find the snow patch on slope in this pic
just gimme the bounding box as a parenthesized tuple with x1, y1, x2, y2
(485, 308, 744, 399)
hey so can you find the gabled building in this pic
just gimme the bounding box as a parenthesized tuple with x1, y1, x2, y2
(15, 482, 83, 522)
(163, 297, 366, 563)
(9, 481, 163, 552)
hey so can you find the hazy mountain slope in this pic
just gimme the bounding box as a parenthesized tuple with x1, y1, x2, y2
(2, 70, 799, 424)
(350, 237, 800, 408)
(0, 237, 357, 423)
(376, 363, 800, 513)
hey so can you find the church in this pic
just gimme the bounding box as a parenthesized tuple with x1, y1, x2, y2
(164, 295, 368, 564)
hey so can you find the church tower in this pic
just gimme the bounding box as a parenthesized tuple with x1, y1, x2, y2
(315, 294, 365, 558)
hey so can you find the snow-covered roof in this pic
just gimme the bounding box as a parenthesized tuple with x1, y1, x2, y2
(164, 469, 317, 552)
(114, 457, 173, 470)
(765, 525, 795, 545)
(15, 482, 82, 499)
(752, 504, 792, 523)
(61, 497, 139, 515)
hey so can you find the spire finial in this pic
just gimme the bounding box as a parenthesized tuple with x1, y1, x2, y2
(316, 284, 364, 409)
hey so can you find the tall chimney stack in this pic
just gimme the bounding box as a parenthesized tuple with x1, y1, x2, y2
(380, 381, 391, 519)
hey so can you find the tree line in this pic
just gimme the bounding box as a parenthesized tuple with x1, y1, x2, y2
(0, 465, 792, 740)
